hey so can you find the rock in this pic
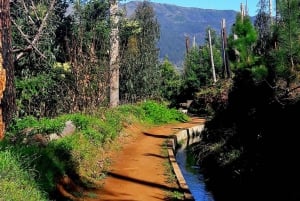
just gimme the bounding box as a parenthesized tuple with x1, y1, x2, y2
(60, 120, 76, 137)
(49, 133, 60, 141)
(31, 134, 48, 147)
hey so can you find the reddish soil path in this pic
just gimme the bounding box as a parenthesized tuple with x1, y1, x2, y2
(84, 117, 205, 201)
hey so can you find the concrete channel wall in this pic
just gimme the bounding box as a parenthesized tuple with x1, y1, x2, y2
(167, 124, 205, 200)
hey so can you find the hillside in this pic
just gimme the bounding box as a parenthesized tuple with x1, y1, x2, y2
(123, 1, 239, 67)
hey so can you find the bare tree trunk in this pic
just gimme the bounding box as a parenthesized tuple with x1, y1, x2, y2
(109, 0, 119, 108)
(208, 29, 217, 84)
(269, 0, 273, 24)
(0, 0, 16, 139)
(240, 3, 245, 22)
(221, 18, 231, 79)
(185, 34, 190, 54)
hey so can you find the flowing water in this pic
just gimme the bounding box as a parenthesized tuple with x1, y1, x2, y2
(176, 140, 215, 201)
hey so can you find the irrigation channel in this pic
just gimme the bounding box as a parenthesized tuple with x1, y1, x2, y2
(174, 128, 215, 201)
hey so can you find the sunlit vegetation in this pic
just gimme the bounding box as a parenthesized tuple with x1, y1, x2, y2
(0, 101, 188, 200)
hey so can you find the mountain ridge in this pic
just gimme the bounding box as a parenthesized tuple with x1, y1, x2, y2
(123, 1, 241, 67)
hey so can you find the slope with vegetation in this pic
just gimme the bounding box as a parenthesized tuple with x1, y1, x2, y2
(188, 1, 300, 201)
(0, 101, 188, 200)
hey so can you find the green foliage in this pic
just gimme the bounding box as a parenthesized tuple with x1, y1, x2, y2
(160, 57, 182, 101)
(269, 0, 300, 87)
(228, 14, 258, 69)
(183, 47, 202, 96)
(120, 1, 161, 103)
(59, 114, 106, 144)
(182, 27, 223, 100)
(15, 61, 75, 118)
(139, 100, 188, 124)
(168, 190, 184, 200)
(23, 71, 69, 110)
(7, 116, 65, 140)
(251, 65, 268, 80)
(117, 104, 145, 121)
(72, 0, 110, 58)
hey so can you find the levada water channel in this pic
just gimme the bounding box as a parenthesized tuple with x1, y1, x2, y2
(175, 132, 215, 201)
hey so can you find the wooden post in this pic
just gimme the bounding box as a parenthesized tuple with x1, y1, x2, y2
(208, 29, 217, 84)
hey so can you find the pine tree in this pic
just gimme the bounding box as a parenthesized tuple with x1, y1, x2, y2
(228, 13, 258, 69)
(273, 0, 300, 87)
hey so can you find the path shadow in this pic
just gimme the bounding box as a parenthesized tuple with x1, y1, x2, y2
(107, 172, 179, 192)
(143, 132, 171, 139)
(143, 153, 168, 159)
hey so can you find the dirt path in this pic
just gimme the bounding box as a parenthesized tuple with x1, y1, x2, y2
(84, 117, 205, 201)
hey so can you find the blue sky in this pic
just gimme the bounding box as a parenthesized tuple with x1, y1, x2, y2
(125, 0, 262, 16)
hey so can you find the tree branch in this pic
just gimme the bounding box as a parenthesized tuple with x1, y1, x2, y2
(30, 0, 41, 22)
(11, 19, 46, 59)
(14, 0, 56, 61)
(20, 0, 35, 25)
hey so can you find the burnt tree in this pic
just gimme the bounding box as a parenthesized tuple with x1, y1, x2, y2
(0, 0, 16, 139)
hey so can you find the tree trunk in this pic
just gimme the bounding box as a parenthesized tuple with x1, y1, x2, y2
(0, 38, 5, 139)
(109, 0, 120, 107)
(0, 0, 16, 139)
(185, 35, 190, 54)
(221, 18, 231, 79)
(208, 29, 217, 84)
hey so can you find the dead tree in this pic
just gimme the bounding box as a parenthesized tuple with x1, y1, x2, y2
(208, 29, 217, 84)
(221, 18, 231, 78)
(185, 34, 190, 54)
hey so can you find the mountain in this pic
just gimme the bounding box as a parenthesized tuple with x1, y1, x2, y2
(123, 1, 240, 67)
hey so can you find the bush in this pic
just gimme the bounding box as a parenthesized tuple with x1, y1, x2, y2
(139, 100, 189, 124)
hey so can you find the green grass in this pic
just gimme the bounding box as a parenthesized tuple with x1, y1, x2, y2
(0, 100, 188, 200)
(0, 149, 48, 201)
